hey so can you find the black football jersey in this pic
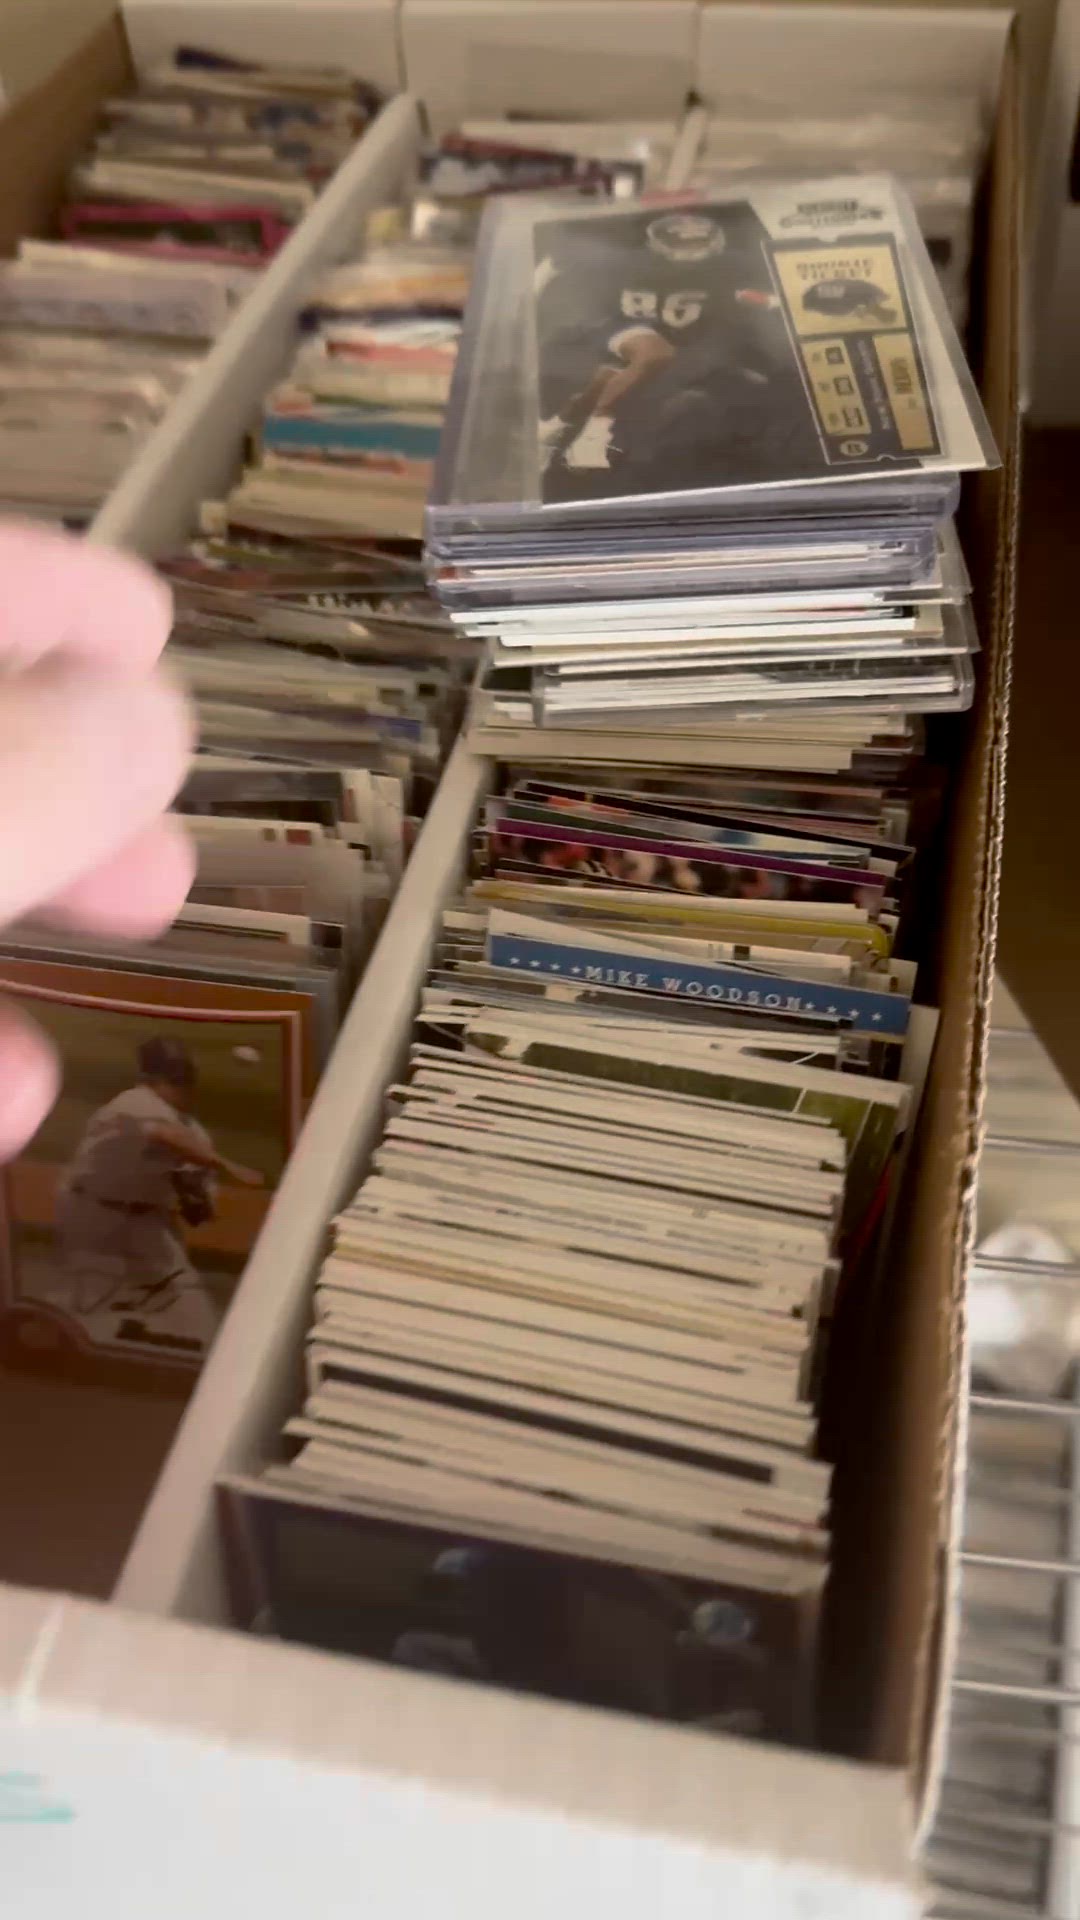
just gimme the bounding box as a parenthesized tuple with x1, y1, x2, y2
(534, 202, 771, 351)
(532, 200, 825, 500)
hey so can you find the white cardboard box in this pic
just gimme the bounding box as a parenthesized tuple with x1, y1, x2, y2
(0, 7, 1022, 1915)
(2, 1578, 915, 1920)
(400, 0, 697, 133)
(696, 1, 1008, 118)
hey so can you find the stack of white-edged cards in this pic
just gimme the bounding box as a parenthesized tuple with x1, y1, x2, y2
(217, 738, 942, 1745)
(147, 238, 476, 867)
(205, 172, 986, 1748)
(223, 124, 669, 544)
(423, 176, 995, 766)
(145, 174, 484, 870)
(165, 579, 467, 898)
(219, 824, 933, 1742)
(0, 47, 382, 522)
(156, 497, 472, 935)
(223, 233, 471, 543)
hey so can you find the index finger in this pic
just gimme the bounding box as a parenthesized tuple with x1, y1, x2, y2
(0, 521, 173, 673)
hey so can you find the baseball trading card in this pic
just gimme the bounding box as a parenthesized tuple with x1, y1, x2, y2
(0, 955, 317, 1381)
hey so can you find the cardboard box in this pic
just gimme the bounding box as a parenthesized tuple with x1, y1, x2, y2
(0, 1, 406, 286)
(0, 0, 117, 108)
(0, 12, 132, 258)
(0, 2, 414, 550)
(696, 1, 1009, 118)
(0, 7, 1021, 1914)
(0, 0, 402, 118)
(400, 0, 697, 133)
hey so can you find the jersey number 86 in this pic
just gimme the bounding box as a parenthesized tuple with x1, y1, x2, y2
(620, 289, 705, 328)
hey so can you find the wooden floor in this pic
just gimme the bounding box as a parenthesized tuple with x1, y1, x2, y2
(0, 1362, 184, 1598)
(998, 429, 1080, 1096)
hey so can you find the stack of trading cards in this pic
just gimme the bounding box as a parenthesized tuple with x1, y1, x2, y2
(0, 591, 430, 1383)
(0, 321, 205, 522)
(161, 531, 472, 859)
(197, 172, 998, 1750)
(223, 233, 472, 543)
(223, 121, 671, 545)
(455, 119, 675, 191)
(217, 779, 932, 1740)
(0, 47, 382, 521)
(422, 178, 993, 764)
(66, 44, 380, 258)
(412, 126, 650, 247)
(161, 518, 474, 665)
(0, 579, 466, 1385)
(151, 195, 479, 760)
(154, 427, 476, 918)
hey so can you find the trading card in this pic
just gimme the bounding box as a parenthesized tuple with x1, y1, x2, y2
(422, 132, 642, 202)
(220, 1472, 822, 1742)
(0, 952, 317, 1380)
(61, 201, 291, 262)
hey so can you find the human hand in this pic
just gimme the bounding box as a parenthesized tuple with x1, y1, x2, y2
(0, 523, 194, 1161)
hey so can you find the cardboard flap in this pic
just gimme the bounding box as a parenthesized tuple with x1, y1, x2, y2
(914, 20, 1024, 1836)
(4, 1585, 919, 1919)
(820, 20, 1022, 1787)
(696, 3, 1010, 121)
(401, 0, 698, 134)
(0, 15, 132, 257)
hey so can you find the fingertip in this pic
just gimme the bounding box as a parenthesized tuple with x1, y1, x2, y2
(43, 816, 196, 940)
(45, 658, 196, 808)
(89, 545, 174, 672)
(0, 523, 174, 672)
(120, 665, 198, 796)
(0, 663, 195, 927)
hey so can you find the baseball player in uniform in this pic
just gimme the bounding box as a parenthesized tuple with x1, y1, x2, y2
(51, 1036, 263, 1352)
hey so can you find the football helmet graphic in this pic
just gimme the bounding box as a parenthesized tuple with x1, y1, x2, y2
(803, 277, 898, 324)
(645, 210, 726, 262)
